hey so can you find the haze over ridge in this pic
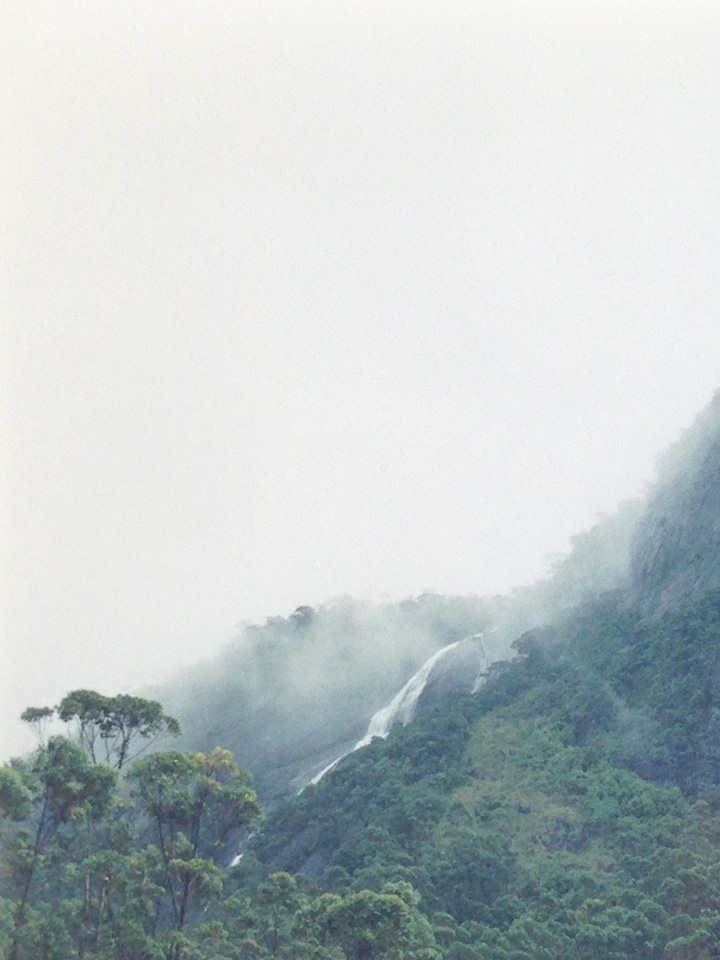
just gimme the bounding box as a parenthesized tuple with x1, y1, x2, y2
(3, 1, 720, 760)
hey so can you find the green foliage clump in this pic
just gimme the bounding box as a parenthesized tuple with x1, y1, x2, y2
(0, 693, 262, 960)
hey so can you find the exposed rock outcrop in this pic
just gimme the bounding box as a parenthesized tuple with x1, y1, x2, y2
(630, 392, 720, 616)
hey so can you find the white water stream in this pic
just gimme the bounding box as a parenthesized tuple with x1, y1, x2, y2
(309, 634, 487, 785)
(229, 633, 489, 865)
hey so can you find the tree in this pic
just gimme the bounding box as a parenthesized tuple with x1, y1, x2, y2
(6, 737, 116, 960)
(129, 748, 261, 930)
(0, 769, 33, 825)
(19, 707, 54, 748)
(317, 890, 413, 960)
(56, 690, 180, 768)
(55, 848, 168, 960)
(255, 872, 300, 956)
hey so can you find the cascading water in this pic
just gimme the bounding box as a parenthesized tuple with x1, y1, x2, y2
(228, 632, 490, 864)
(309, 633, 488, 785)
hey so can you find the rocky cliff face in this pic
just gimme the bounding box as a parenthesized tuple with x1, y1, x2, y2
(629, 392, 720, 616)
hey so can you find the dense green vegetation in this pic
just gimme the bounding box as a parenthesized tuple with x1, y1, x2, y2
(243, 587, 720, 959)
(5, 584, 720, 958)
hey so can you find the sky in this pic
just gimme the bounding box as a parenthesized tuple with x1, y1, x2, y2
(2, 0, 720, 761)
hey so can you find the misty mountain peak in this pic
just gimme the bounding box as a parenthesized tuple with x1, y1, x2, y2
(630, 391, 720, 615)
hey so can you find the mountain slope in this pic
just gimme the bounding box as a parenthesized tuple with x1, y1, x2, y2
(630, 391, 720, 616)
(241, 586, 720, 958)
(230, 390, 720, 957)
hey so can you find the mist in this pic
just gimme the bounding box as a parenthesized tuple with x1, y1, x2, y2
(154, 593, 494, 792)
(150, 496, 640, 796)
(3, 1, 720, 761)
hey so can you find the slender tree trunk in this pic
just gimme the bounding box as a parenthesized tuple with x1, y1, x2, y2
(175, 794, 206, 930)
(10, 798, 50, 960)
(177, 872, 191, 930)
(156, 815, 181, 926)
(116, 724, 130, 770)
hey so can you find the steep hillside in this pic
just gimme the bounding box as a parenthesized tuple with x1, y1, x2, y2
(630, 391, 720, 616)
(225, 391, 720, 956)
(241, 586, 720, 958)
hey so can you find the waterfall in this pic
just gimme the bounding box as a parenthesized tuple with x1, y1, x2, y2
(228, 633, 490, 864)
(309, 634, 486, 786)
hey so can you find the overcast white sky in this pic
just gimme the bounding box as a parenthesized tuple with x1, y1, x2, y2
(2, 0, 720, 761)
